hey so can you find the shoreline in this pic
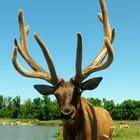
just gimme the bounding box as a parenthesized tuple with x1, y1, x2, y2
(0, 121, 34, 126)
(0, 118, 62, 126)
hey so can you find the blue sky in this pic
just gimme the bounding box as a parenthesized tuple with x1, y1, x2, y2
(0, 0, 140, 104)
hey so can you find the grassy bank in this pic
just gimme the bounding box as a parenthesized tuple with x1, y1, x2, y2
(0, 118, 62, 126)
(55, 121, 140, 140)
(113, 126, 140, 140)
(34, 120, 62, 126)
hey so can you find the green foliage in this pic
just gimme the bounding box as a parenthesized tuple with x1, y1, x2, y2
(0, 94, 139, 121)
(43, 96, 59, 120)
(113, 100, 140, 120)
(88, 98, 140, 120)
(0, 95, 60, 120)
(21, 99, 34, 119)
(111, 106, 123, 120)
(11, 96, 21, 118)
(102, 98, 115, 113)
(0, 95, 3, 109)
(32, 97, 45, 120)
(133, 108, 140, 120)
(88, 98, 102, 106)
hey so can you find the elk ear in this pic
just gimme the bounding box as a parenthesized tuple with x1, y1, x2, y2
(34, 85, 54, 96)
(80, 77, 102, 91)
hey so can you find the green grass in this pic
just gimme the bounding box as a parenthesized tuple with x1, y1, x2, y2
(0, 118, 37, 123)
(34, 120, 62, 126)
(55, 121, 140, 140)
(55, 129, 63, 140)
(113, 126, 140, 140)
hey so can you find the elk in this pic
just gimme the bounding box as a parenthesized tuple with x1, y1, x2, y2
(12, 0, 115, 139)
(120, 121, 130, 128)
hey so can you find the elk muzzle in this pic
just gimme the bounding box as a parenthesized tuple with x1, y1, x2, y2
(60, 107, 75, 121)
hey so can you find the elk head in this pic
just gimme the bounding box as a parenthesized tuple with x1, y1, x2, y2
(12, 0, 115, 121)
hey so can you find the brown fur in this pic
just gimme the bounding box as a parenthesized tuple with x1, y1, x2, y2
(63, 97, 114, 140)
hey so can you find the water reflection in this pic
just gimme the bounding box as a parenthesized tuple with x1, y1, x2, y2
(0, 125, 60, 140)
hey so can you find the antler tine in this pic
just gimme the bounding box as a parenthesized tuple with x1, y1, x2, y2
(85, 37, 114, 73)
(34, 33, 63, 84)
(73, 0, 115, 82)
(75, 32, 82, 83)
(100, 0, 111, 38)
(12, 9, 61, 86)
(12, 46, 51, 81)
(17, 9, 46, 73)
(92, 0, 115, 65)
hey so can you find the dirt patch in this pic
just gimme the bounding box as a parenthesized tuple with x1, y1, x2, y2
(129, 120, 140, 127)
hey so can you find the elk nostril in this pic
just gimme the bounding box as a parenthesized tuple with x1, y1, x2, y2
(61, 109, 74, 120)
(64, 108, 71, 114)
(70, 111, 73, 116)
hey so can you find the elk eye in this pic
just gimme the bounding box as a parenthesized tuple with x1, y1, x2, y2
(55, 93, 59, 99)
(79, 88, 82, 95)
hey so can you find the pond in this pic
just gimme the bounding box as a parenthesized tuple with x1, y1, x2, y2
(0, 125, 60, 140)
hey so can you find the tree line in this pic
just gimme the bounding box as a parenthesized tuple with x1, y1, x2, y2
(0, 95, 139, 120)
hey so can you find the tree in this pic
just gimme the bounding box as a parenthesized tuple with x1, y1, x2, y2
(0, 95, 3, 109)
(49, 100, 59, 120)
(133, 108, 140, 120)
(43, 96, 53, 120)
(32, 97, 45, 120)
(88, 98, 102, 107)
(11, 96, 21, 118)
(111, 105, 123, 120)
(102, 98, 115, 115)
(119, 100, 138, 120)
(21, 99, 34, 119)
(43, 96, 60, 120)
(0, 96, 13, 118)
